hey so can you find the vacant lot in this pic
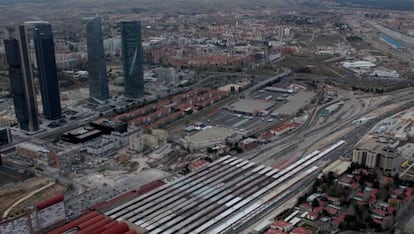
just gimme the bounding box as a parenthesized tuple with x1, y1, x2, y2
(0, 177, 66, 217)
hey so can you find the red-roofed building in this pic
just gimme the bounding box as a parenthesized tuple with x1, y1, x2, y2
(372, 216, 393, 230)
(291, 227, 312, 234)
(353, 191, 368, 201)
(351, 183, 361, 190)
(270, 123, 300, 136)
(260, 131, 273, 142)
(308, 207, 323, 221)
(265, 228, 287, 234)
(380, 176, 394, 186)
(337, 175, 353, 187)
(318, 200, 328, 208)
(86, 181, 164, 213)
(370, 188, 378, 198)
(240, 137, 259, 151)
(36, 194, 64, 210)
(368, 198, 377, 207)
(271, 220, 293, 232)
(124, 231, 138, 234)
(137, 180, 164, 194)
(324, 207, 338, 216)
(406, 187, 414, 196)
(332, 213, 347, 227)
(393, 188, 404, 197)
(364, 181, 374, 187)
(35, 194, 66, 230)
(48, 212, 135, 234)
(99, 222, 130, 234)
(299, 203, 313, 212)
(188, 159, 209, 171)
(371, 208, 389, 217)
(404, 191, 413, 202)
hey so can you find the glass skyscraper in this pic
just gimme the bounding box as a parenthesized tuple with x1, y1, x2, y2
(32, 22, 62, 120)
(4, 26, 39, 132)
(121, 21, 144, 99)
(86, 17, 109, 103)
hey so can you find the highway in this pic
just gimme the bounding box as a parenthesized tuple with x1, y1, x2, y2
(243, 68, 290, 97)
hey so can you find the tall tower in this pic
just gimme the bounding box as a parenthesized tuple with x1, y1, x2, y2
(121, 21, 144, 99)
(31, 22, 62, 120)
(4, 26, 40, 132)
(86, 17, 109, 103)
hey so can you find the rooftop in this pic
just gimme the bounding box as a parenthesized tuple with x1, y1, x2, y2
(103, 154, 321, 233)
(186, 127, 236, 143)
(227, 99, 274, 115)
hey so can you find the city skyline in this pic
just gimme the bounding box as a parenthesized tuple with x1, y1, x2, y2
(2, 1, 414, 233)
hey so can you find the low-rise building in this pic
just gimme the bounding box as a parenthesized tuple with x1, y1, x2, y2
(183, 127, 236, 151)
(48, 145, 81, 168)
(129, 128, 168, 152)
(86, 126, 140, 157)
(270, 220, 292, 232)
(239, 137, 259, 151)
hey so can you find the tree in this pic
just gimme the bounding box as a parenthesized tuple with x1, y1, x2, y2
(67, 183, 74, 191)
(312, 199, 320, 208)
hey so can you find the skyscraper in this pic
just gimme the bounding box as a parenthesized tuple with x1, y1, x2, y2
(121, 21, 144, 99)
(31, 22, 62, 120)
(4, 26, 40, 132)
(86, 17, 109, 103)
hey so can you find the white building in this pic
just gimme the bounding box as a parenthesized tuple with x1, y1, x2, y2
(87, 126, 140, 156)
(342, 61, 375, 69)
(103, 37, 122, 56)
(55, 52, 85, 69)
(183, 127, 236, 151)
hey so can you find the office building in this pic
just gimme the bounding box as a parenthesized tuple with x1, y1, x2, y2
(4, 26, 39, 132)
(352, 137, 399, 173)
(86, 17, 109, 103)
(32, 22, 62, 119)
(121, 21, 144, 98)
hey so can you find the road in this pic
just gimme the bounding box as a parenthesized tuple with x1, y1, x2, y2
(243, 68, 291, 96)
(240, 86, 414, 168)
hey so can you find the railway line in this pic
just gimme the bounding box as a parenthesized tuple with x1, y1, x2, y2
(242, 86, 414, 166)
(104, 141, 345, 233)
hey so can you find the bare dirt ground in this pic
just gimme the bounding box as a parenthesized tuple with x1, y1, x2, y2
(0, 177, 66, 217)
